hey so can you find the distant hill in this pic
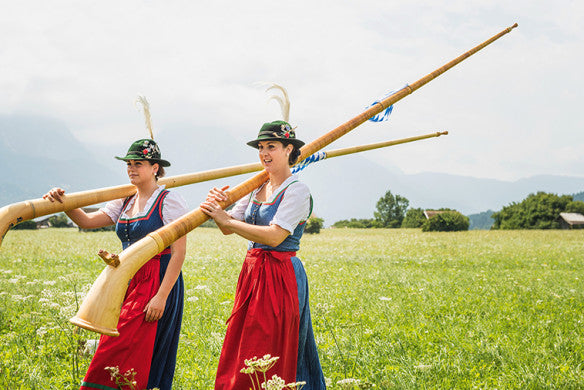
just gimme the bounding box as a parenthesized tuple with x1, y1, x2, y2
(0, 114, 125, 205)
(301, 160, 584, 224)
(574, 191, 584, 202)
(1, 114, 583, 227)
(468, 210, 495, 230)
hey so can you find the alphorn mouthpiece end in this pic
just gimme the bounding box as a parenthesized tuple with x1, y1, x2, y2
(511, 23, 518, 29)
(440, 131, 449, 136)
(98, 249, 120, 268)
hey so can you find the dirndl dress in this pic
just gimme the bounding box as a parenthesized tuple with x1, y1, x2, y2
(80, 189, 184, 390)
(215, 180, 326, 390)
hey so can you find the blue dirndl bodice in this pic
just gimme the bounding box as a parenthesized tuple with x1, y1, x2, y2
(244, 180, 312, 252)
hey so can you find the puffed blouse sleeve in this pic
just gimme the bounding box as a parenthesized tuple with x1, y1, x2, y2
(271, 181, 311, 234)
(161, 191, 189, 225)
(228, 193, 251, 221)
(100, 198, 124, 224)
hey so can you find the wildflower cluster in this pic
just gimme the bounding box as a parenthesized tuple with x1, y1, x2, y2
(240, 354, 305, 390)
(337, 378, 375, 389)
(105, 366, 138, 390)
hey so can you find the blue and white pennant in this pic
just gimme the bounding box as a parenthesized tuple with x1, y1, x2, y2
(292, 84, 409, 173)
(291, 151, 327, 174)
(366, 84, 409, 122)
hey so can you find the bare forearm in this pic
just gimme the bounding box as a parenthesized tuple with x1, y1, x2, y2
(223, 219, 289, 247)
(65, 209, 113, 229)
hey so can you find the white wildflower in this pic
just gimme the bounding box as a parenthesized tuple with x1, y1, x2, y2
(414, 364, 432, 370)
(337, 378, 360, 385)
(261, 374, 286, 390)
(36, 326, 48, 336)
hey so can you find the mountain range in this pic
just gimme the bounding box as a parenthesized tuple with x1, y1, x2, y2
(1, 114, 583, 227)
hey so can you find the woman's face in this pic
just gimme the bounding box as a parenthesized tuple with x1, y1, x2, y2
(126, 160, 158, 185)
(257, 141, 293, 172)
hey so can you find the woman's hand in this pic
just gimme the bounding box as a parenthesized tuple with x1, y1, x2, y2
(200, 200, 231, 227)
(206, 185, 229, 202)
(43, 187, 66, 203)
(144, 293, 166, 322)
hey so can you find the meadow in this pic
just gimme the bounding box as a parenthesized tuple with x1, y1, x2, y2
(0, 227, 583, 389)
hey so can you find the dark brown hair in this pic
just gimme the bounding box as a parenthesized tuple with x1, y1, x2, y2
(282, 141, 301, 166)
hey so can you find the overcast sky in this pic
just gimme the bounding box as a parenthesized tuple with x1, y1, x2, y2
(1, 0, 582, 181)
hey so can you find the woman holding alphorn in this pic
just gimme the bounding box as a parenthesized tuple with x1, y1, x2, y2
(44, 139, 187, 390)
(201, 120, 326, 389)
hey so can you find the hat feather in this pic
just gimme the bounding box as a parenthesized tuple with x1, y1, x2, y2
(135, 95, 154, 140)
(265, 83, 290, 122)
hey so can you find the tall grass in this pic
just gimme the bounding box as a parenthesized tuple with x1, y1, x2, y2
(0, 228, 582, 389)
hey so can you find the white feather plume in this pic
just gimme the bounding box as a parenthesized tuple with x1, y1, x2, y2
(135, 95, 154, 139)
(265, 83, 290, 122)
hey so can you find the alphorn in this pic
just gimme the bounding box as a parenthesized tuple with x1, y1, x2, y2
(71, 24, 517, 336)
(0, 131, 447, 248)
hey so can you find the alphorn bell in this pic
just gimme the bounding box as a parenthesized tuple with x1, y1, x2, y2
(71, 24, 517, 336)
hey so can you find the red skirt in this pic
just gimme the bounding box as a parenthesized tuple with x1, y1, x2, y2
(215, 249, 300, 390)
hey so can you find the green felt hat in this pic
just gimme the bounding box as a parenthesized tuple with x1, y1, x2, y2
(115, 139, 171, 167)
(246, 120, 305, 149)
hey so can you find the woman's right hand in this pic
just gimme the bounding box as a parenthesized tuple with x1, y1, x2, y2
(206, 185, 230, 203)
(43, 188, 66, 203)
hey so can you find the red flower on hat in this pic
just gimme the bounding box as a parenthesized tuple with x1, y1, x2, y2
(284, 131, 290, 138)
(143, 149, 149, 155)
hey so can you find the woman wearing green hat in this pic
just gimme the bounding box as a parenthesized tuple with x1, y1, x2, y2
(201, 121, 326, 389)
(44, 139, 187, 390)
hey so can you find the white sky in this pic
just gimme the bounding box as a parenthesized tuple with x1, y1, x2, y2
(1, 0, 582, 181)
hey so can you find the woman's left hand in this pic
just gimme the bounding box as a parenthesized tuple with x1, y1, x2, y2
(200, 200, 230, 226)
(144, 294, 166, 322)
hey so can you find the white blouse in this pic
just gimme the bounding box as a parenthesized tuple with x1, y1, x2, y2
(229, 174, 311, 234)
(100, 185, 188, 225)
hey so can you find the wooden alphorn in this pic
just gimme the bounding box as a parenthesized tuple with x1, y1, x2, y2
(0, 131, 446, 248)
(71, 24, 517, 336)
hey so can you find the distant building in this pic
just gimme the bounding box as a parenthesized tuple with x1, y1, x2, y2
(424, 210, 453, 219)
(36, 217, 52, 229)
(559, 213, 584, 229)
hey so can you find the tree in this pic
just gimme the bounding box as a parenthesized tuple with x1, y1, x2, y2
(492, 192, 572, 229)
(12, 220, 37, 230)
(304, 216, 324, 234)
(374, 190, 409, 228)
(566, 200, 584, 215)
(332, 218, 380, 228)
(422, 211, 469, 232)
(48, 213, 70, 228)
(401, 208, 426, 228)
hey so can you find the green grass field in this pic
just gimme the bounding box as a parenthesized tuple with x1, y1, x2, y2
(1, 228, 583, 389)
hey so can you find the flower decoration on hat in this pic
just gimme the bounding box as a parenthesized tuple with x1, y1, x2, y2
(139, 140, 161, 158)
(281, 123, 294, 139)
